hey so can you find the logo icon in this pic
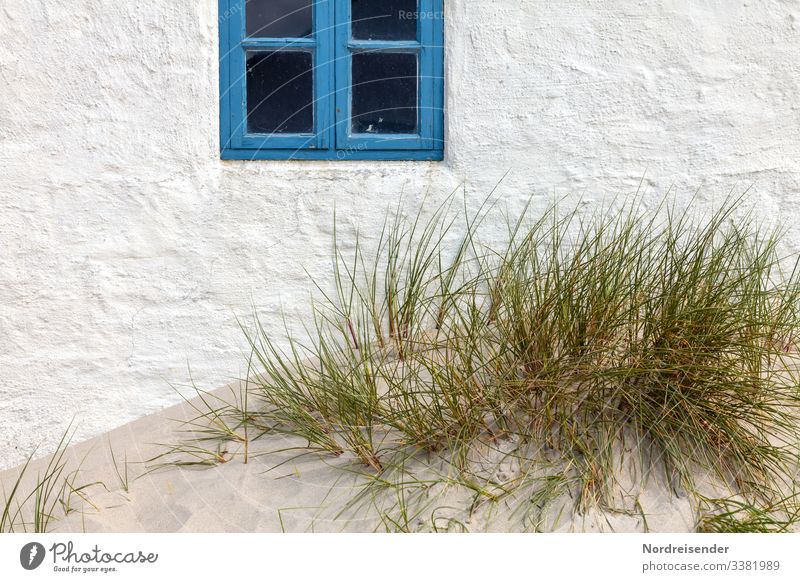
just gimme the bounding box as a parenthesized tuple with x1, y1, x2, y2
(20, 542, 46, 570)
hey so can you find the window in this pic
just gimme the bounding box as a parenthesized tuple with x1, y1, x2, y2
(219, 0, 445, 160)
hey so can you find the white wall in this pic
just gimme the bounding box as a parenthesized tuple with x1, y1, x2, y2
(2, 0, 800, 469)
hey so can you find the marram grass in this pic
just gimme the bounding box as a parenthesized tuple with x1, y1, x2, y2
(178, 192, 800, 531)
(1, 423, 101, 533)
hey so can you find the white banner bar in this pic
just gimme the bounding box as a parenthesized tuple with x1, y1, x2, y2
(1, 534, 798, 581)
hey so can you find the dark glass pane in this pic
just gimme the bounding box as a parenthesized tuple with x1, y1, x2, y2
(246, 51, 314, 134)
(351, 0, 417, 41)
(352, 52, 417, 134)
(246, 0, 312, 38)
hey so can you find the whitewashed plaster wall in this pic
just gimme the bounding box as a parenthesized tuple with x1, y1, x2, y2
(1, 0, 800, 469)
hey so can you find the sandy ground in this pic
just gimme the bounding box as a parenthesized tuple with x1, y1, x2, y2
(0, 381, 704, 533)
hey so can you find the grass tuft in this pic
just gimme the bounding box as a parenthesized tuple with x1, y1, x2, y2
(1, 423, 102, 533)
(170, 190, 800, 531)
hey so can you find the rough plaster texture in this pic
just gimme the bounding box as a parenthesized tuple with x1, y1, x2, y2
(1, 0, 800, 469)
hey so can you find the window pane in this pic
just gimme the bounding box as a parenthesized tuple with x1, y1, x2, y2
(246, 0, 313, 38)
(246, 51, 314, 134)
(351, 0, 417, 41)
(352, 52, 417, 134)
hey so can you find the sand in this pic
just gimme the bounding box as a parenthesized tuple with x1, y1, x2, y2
(0, 381, 705, 533)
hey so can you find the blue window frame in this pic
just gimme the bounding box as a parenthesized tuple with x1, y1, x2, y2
(219, 0, 444, 161)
